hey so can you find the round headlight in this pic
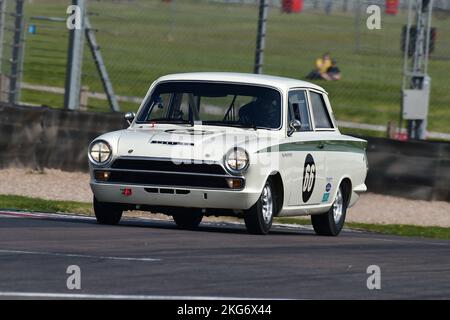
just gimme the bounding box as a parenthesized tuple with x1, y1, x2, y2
(225, 148, 249, 173)
(89, 140, 112, 164)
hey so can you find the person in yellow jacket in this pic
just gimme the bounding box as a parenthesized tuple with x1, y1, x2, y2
(306, 52, 332, 80)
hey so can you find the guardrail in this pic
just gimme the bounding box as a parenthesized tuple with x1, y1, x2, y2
(0, 103, 448, 202)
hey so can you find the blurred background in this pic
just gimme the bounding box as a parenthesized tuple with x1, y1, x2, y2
(0, 0, 449, 138)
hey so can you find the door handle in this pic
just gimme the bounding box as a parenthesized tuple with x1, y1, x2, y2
(317, 142, 325, 149)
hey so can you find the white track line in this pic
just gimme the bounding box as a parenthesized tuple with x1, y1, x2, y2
(0, 292, 267, 300)
(364, 237, 450, 247)
(0, 249, 160, 262)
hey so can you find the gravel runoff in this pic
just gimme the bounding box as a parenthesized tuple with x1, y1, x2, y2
(0, 168, 449, 227)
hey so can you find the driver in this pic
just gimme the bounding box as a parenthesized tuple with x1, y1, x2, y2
(239, 97, 279, 128)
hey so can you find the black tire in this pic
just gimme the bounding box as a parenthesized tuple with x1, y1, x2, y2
(244, 179, 276, 235)
(93, 196, 123, 225)
(311, 185, 347, 236)
(172, 208, 203, 230)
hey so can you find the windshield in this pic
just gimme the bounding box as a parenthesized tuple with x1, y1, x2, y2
(136, 81, 282, 129)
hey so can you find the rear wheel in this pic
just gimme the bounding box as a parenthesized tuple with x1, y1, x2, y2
(172, 208, 203, 230)
(311, 185, 347, 236)
(244, 179, 276, 235)
(93, 196, 123, 225)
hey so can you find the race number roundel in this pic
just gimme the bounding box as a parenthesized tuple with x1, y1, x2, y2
(302, 154, 316, 203)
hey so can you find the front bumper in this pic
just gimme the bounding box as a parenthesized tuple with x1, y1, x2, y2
(90, 182, 261, 210)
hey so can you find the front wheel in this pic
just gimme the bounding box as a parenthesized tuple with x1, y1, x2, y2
(244, 179, 276, 235)
(93, 196, 123, 225)
(311, 185, 347, 236)
(172, 208, 203, 230)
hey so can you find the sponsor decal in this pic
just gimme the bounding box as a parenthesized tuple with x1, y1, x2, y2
(302, 154, 316, 203)
(322, 182, 332, 202)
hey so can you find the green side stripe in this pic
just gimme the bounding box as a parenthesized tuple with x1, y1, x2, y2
(257, 140, 367, 154)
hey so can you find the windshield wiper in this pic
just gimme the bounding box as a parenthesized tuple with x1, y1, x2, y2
(144, 119, 192, 125)
(203, 122, 257, 130)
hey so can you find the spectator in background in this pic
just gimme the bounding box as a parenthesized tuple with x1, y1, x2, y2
(306, 52, 332, 80)
(323, 60, 342, 81)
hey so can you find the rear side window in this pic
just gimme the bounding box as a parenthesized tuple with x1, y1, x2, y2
(310, 91, 333, 129)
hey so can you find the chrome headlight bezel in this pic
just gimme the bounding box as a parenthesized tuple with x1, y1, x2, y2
(224, 147, 249, 174)
(88, 140, 112, 166)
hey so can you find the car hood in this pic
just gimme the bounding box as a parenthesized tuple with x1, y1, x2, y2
(114, 127, 276, 162)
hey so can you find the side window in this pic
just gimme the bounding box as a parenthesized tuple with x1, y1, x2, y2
(288, 90, 311, 131)
(310, 91, 333, 129)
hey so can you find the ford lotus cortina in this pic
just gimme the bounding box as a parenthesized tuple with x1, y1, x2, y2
(88, 73, 368, 235)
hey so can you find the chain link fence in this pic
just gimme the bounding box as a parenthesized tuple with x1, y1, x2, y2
(0, 0, 449, 134)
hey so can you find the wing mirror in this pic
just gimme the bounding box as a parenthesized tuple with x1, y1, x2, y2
(124, 112, 136, 125)
(287, 119, 302, 136)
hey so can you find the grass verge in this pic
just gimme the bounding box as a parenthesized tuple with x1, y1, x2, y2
(0, 195, 93, 216)
(276, 217, 450, 240)
(1, 194, 449, 240)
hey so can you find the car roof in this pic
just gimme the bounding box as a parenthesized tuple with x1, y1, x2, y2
(155, 72, 327, 94)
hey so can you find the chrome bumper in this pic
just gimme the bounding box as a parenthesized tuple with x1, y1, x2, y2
(90, 182, 261, 210)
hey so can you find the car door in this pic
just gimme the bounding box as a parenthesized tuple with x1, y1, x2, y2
(284, 89, 326, 206)
(308, 89, 339, 205)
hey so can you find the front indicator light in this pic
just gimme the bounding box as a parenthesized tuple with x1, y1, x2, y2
(226, 178, 244, 189)
(94, 170, 111, 181)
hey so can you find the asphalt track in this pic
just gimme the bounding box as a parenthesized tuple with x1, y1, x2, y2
(0, 210, 449, 299)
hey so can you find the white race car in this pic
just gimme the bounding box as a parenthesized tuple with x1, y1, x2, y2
(88, 72, 368, 235)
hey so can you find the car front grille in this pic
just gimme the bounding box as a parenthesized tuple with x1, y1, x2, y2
(95, 158, 243, 190)
(111, 158, 227, 175)
(99, 170, 235, 189)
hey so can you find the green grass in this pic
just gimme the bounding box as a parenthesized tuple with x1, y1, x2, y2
(15, 0, 450, 133)
(345, 222, 450, 240)
(0, 195, 93, 216)
(276, 217, 450, 240)
(1, 194, 449, 240)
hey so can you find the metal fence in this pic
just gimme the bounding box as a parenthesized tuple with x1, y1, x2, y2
(0, 0, 449, 134)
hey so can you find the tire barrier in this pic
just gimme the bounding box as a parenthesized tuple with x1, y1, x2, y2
(0, 103, 449, 201)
